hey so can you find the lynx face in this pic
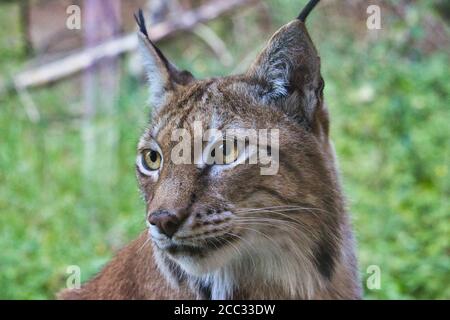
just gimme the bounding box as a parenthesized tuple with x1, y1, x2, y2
(135, 15, 356, 298)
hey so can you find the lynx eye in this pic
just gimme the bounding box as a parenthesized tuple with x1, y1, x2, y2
(219, 139, 239, 164)
(141, 149, 162, 172)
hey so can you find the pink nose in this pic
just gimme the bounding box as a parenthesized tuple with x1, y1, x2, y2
(148, 210, 181, 238)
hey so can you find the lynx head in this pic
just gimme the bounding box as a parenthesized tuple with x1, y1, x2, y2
(134, 2, 346, 298)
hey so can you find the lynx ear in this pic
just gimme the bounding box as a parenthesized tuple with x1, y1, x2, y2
(247, 20, 326, 133)
(135, 10, 194, 110)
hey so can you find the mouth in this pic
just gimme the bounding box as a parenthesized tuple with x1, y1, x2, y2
(153, 233, 237, 258)
(165, 244, 205, 256)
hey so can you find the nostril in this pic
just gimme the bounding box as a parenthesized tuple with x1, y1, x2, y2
(148, 209, 166, 226)
(148, 210, 181, 238)
(161, 217, 180, 238)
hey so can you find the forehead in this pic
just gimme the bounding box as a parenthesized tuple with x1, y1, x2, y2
(138, 76, 293, 154)
(148, 78, 261, 141)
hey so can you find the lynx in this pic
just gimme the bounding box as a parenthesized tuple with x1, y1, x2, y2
(59, 0, 362, 300)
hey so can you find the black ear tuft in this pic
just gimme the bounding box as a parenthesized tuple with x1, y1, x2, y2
(134, 9, 171, 68)
(134, 9, 149, 38)
(297, 0, 320, 22)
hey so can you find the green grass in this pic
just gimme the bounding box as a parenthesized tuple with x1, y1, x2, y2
(0, 1, 449, 299)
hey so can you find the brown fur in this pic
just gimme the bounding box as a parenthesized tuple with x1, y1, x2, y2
(58, 232, 194, 299)
(59, 17, 361, 300)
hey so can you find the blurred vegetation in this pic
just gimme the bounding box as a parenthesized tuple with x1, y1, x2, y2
(0, 0, 449, 299)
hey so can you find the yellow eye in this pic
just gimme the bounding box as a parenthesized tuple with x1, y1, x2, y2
(220, 139, 239, 164)
(142, 149, 162, 171)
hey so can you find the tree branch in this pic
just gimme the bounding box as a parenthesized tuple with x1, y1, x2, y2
(1, 0, 256, 96)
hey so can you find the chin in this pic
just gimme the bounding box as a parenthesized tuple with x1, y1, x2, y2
(167, 243, 236, 276)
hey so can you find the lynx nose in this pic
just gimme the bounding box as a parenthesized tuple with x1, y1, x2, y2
(148, 210, 181, 238)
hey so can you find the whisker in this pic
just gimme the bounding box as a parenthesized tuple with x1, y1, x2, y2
(233, 224, 315, 264)
(236, 210, 313, 227)
(235, 205, 301, 212)
(233, 219, 303, 232)
(234, 226, 283, 252)
(224, 232, 258, 270)
(236, 207, 325, 221)
(233, 219, 320, 241)
(138, 235, 152, 253)
(233, 220, 309, 240)
(237, 206, 325, 216)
